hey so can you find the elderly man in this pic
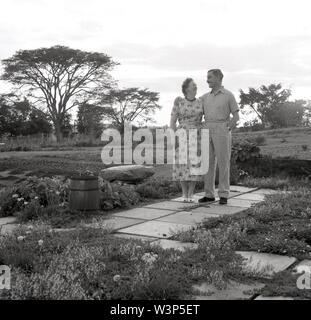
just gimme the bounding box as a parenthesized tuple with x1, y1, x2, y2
(199, 69, 240, 205)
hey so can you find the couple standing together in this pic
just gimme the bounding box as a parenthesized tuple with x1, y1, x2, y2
(170, 69, 240, 205)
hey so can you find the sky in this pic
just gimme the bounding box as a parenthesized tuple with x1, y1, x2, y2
(0, 0, 310, 126)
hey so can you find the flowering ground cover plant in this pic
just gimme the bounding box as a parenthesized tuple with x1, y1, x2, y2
(174, 183, 311, 299)
(0, 224, 251, 300)
(0, 176, 69, 218)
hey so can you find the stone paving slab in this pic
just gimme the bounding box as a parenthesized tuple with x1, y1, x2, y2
(156, 211, 219, 225)
(255, 296, 294, 300)
(0, 224, 18, 235)
(230, 185, 258, 193)
(192, 205, 245, 216)
(211, 198, 261, 208)
(193, 281, 265, 300)
(229, 191, 244, 198)
(84, 217, 145, 231)
(112, 207, 174, 220)
(194, 191, 241, 199)
(293, 260, 311, 274)
(252, 189, 278, 195)
(236, 251, 297, 278)
(113, 233, 158, 242)
(151, 239, 198, 252)
(144, 201, 198, 211)
(117, 220, 194, 238)
(0, 217, 17, 226)
(171, 194, 207, 203)
(234, 193, 265, 202)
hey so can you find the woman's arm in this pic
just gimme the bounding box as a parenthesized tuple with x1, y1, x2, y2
(170, 97, 181, 130)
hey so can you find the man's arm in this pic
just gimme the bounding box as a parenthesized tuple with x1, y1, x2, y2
(229, 110, 240, 131)
(228, 92, 240, 130)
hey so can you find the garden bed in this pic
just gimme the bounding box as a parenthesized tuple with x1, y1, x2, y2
(173, 183, 311, 299)
(0, 224, 250, 300)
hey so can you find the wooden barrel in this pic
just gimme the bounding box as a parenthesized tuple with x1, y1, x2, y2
(69, 176, 100, 212)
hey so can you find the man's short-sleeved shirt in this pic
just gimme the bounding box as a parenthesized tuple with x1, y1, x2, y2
(201, 86, 239, 122)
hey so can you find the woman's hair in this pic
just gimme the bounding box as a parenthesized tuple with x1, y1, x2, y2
(181, 78, 194, 97)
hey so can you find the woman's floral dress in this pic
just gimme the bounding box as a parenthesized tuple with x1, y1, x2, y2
(170, 97, 204, 181)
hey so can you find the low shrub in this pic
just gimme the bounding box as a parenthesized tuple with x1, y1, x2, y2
(254, 135, 266, 146)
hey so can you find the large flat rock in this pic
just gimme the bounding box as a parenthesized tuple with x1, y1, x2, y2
(192, 205, 245, 216)
(144, 201, 196, 211)
(117, 220, 193, 238)
(113, 207, 173, 220)
(156, 211, 219, 225)
(151, 239, 198, 252)
(0, 217, 17, 226)
(236, 251, 297, 278)
(193, 280, 265, 300)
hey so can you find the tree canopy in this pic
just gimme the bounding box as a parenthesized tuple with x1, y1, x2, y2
(101, 87, 161, 133)
(1, 45, 118, 141)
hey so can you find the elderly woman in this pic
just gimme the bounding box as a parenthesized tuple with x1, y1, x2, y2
(170, 78, 204, 202)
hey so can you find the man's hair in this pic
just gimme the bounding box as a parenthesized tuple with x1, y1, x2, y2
(181, 78, 194, 97)
(208, 69, 224, 80)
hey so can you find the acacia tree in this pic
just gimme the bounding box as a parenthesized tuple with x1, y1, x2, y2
(101, 87, 161, 133)
(239, 83, 291, 127)
(1, 45, 118, 141)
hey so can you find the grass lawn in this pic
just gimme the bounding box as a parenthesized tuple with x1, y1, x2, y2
(234, 126, 311, 160)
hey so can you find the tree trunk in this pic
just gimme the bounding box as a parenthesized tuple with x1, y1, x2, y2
(54, 121, 63, 143)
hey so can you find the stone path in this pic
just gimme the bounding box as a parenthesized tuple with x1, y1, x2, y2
(0, 184, 308, 300)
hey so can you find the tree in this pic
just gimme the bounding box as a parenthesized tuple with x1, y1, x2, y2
(101, 87, 161, 133)
(77, 103, 104, 137)
(239, 83, 291, 127)
(1, 45, 118, 142)
(269, 100, 306, 128)
(0, 94, 51, 136)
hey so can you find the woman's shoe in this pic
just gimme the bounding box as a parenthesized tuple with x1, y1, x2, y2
(182, 196, 188, 202)
(188, 196, 194, 203)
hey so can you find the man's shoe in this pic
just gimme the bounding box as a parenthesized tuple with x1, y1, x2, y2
(219, 197, 228, 205)
(198, 196, 216, 203)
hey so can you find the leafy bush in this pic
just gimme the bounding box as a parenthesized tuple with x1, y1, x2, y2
(100, 180, 141, 211)
(135, 177, 181, 199)
(232, 139, 261, 163)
